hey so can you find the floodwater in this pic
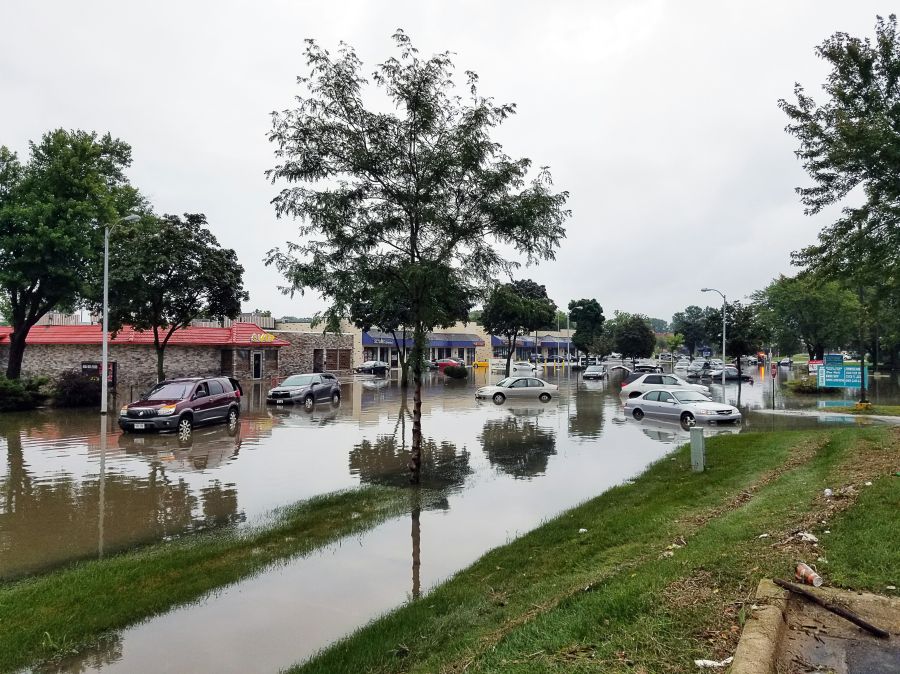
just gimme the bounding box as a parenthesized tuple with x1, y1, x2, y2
(2, 365, 898, 673)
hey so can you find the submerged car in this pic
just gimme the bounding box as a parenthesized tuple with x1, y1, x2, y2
(355, 360, 389, 375)
(582, 364, 607, 380)
(624, 388, 741, 427)
(267, 373, 341, 409)
(119, 377, 241, 439)
(706, 366, 753, 382)
(475, 376, 558, 404)
(620, 373, 710, 398)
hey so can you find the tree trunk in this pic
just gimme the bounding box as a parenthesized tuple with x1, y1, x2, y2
(4, 329, 28, 380)
(408, 329, 426, 484)
(410, 489, 421, 600)
(857, 288, 868, 403)
(505, 334, 517, 377)
(806, 343, 816, 360)
(156, 346, 166, 383)
(814, 344, 825, 361)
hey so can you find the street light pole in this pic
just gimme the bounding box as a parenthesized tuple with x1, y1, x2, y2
(701, 287, 727, 396)
(101, 214, 140, 415)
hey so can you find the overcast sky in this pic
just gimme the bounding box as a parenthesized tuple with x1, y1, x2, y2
(1, 1, 884, 322)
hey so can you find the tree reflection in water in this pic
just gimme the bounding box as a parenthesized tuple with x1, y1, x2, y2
(479, 410, 557, 478)
(567, 382, 606, 439)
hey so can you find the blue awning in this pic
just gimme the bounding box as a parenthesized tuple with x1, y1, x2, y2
(363, 331, 484, 348)
(490, 335, 537, 347)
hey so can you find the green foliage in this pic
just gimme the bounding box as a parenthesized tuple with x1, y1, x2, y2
(753, 274, 859, 359)
(610, 312, 656, 361)
(265, 32, 569, 475)
(784, 377, 841, 395)
(668, 333, 685, 354)
(567, 298, 605, 356)
(97, 213, 248, 381)
(647, 317, 669, 333)
(53, 371, 101, 407)
(670, 305, 710, 357)
(442, 365, 468, 379)
(705, 301, 767, 365)
(0, 376, 47, 411)
(0, 130, 137, 378)
(482, 280, 556, 375)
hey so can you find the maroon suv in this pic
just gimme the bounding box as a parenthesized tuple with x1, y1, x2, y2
(119, 377, 241, 439)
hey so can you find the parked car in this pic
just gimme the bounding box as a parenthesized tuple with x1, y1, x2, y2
(621, 372, 710, 398)
(686, 360, 712, 378)
(582, 364, 607, 380)
(119, 377, 241, 439)
(778, 357, 793, 367)
(355, 360, 389, 375)
(475, 376, 558, 404)
(434, 358, 463, 372)
(624, 389, 741, 427)
(490, 359, 535, 374)
(267, 372, 341, 409)
(658, 353, 673, 362)
(632, 361, 663, 373)
(706, 366, 753, 382)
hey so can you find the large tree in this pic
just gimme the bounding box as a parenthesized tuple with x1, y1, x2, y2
(481, 279, 556, 376)
(779, 14, 900, 400)
(705, 301, 768, 374)
(753, 274, 859, 360)
(612, 313, 656, 365)
(0, 130, 135, 379)
(670, 305, 708, 358)
(567, 298, 605, 358)
(266, 33, 569, 482)
(101, 213, 248, 381)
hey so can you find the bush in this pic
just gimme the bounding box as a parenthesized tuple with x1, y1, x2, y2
(0, 376, 47, 412)
(54, 371, 102, 407)
(785, 377, 840, 395)
(443, 365, 468, 379)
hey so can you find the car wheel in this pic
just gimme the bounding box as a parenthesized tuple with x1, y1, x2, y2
(331, 391, 341, 405)
(303, 395, 314, 411)
(632, 408, 644, 420)
(681, 412, 696, 427)
(539, 392, 551, 402)
(628, 391, 641, 399)
(227, 407, 238, 430)
(492, 392, 506, 404)
(177, 415, 193, 441)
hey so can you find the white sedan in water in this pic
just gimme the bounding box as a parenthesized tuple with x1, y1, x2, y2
(475, 376, 558, 404)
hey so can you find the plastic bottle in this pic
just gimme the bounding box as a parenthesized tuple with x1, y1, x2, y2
(796, 562, 823, 587)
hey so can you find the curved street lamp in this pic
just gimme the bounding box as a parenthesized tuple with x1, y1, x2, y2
(101, 213, 140, 414)
(701, 287, 727, 394)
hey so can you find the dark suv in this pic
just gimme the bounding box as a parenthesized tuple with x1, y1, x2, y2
(119, 377, 241, 439)
(266, 372, 341, 410)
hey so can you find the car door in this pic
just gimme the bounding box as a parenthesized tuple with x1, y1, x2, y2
(640, 391, 661, 416)
(207, 379, 226, 419)
(656, 390, 679, 419)
(309, 375, 325, 401)
(191, 382, 212, 423)
(527, 378, 546, 398)
(507, 378, 530, 397)
(640, 375, 663, 392)
(661, 375, 681, 388)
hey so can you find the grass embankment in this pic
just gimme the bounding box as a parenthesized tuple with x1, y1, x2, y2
(294, 428, 900, 674)
(830, 404, 900, 417)
(0, 486, 409, 672)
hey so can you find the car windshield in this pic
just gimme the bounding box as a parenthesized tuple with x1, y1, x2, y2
(673, 391, 710, 403)
(146, 382, 192, 400)
(585, 366, 603, 372)
(282, 375, 315, 387)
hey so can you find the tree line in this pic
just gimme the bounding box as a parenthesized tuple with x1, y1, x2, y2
(0, 130, 247, 382)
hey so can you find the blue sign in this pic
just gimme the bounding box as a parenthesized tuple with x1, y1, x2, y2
(702, 348, 711, 358)
(824, 353, 843, 366)
(817, 365, 866, 388)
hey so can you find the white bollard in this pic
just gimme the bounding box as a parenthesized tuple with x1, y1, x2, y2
(690, 427, 705, 472)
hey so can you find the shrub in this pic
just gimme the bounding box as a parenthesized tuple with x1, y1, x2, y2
(443, 365, 468, 379)
(54, 371, 102, 407)
(785, 377, 840, 395)
(0, 376, 47, 412)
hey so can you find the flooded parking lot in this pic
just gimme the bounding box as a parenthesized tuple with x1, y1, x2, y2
(3, 365, 898, 672)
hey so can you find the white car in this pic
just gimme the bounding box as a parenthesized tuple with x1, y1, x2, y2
(490, 359, 535, 375)
(624, 389, 741, 426)
(621, 373, 710, 398)
(475, 376, 558, 404)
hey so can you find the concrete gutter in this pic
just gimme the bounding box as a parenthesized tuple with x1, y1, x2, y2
(754, 409, 900, 425)
(729, 579, 788, 674)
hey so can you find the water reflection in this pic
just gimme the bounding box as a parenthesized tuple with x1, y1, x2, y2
(568, 381, 606, 439)
(479, 411, 557, 478)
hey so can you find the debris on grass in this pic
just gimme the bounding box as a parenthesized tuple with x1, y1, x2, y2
(694, 655, 733, 668)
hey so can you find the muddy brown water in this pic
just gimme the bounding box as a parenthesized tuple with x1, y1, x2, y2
(3, 366, 898, 672)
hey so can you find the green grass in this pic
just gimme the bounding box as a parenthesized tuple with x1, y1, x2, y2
(830, 404, 900, 417)
(0, 485, 409, 672)
(291, 428, 900, 674)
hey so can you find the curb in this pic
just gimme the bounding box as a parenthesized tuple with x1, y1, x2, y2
(728, 579, 788, 674)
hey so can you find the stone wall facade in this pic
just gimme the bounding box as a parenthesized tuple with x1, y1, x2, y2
(272, 330, 354, 376)
(0, 343, 221, 390)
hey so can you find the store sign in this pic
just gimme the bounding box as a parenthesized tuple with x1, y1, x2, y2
(824, 353, 843, 366)
(250, 333, 276, 343)
(81, 361, 117, 386)
(808, 359, 823, 374)
(817, 365, 866, 388)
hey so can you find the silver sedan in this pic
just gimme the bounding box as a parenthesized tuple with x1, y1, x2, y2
(624, 388, 741, 426)
(475, 376, 558, 404)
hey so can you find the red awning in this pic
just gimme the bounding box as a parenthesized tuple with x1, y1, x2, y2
(0, 322, 290, 347)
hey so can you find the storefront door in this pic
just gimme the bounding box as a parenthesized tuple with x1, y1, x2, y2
(252, 351, 263, 379)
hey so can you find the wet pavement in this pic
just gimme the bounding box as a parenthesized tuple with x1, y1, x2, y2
(2, 364, 899, 672)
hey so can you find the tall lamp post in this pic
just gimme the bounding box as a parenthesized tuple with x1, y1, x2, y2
(701, 287, 727, 395)
(101, 214, 140, 414)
